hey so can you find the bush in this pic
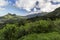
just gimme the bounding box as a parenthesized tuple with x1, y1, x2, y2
(0, 19, 60, 40)
(54, 19, 60, 32)
(21, 20, 55, 33)
(0, 24, 20, 40)
(18, 32, 60, 40)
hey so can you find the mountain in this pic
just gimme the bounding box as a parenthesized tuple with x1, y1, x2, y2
(0, 13, 26, 24)
(0, 7, 60, 24)
(25, 7, 60, 20)
(26, 12, 48, 18)
(45, 7, 60, 18)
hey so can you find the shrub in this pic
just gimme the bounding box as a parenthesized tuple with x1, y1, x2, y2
(18, 32, 60, 40)
(19, 20, 55, 34)
(54, 19, 60, 32)
(0, 24, 20, 40)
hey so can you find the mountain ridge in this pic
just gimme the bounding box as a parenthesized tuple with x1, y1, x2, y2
(0, 7, 60, 24)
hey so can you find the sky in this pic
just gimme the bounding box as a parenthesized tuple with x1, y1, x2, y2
(0, 0, 60, 16)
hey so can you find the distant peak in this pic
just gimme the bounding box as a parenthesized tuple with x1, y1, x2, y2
(5, 13, 16, 16)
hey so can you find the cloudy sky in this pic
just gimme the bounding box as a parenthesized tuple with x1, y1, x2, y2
(0, 0, 60, 16)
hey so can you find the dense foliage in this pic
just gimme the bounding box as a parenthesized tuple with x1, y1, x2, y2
(19, 32, 60, 40)
(0, 18, 60, 40)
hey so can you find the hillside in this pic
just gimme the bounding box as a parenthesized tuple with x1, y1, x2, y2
(0, 7, 60, 23)
(45, 7, 60, 17)
(26, 12, 48, 18)
(0, 13, 27, 28)
(0, 13, 27, 23)
(0, 7, 60, 40)
(0, 7, 60, 24)
(27, 7, 60, 20)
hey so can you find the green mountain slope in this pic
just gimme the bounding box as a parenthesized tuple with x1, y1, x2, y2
(45, 7, 60, 17)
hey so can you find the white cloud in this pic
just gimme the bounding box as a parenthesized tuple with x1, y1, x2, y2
(52, 0, 60, 2)
(16, 0, 60, 12)
(40, 1, 60, 12)
(0, 7, 5, 10)
(0, 0, 8, 10)
(0, 0, 8, 6)
(16, 0, 37, 11)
